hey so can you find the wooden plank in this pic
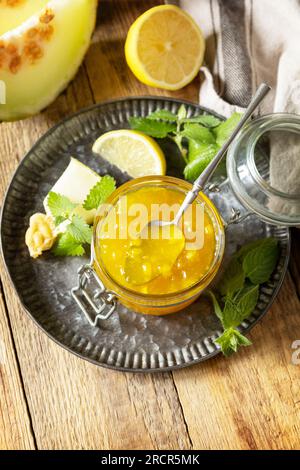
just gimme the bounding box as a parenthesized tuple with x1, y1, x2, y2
(1, 0, 299, 451)
(172, 273, 300, 450)
(1, 267, 191, 450)
(0, 280, 35, 450)
(0, 1, 194, 449)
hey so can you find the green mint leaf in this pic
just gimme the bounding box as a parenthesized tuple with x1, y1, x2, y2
(234, 237, 275, 261)
(209, 237, 279, 356)
(215, 327, 238, 355)
(52, 232, 85, 257)
(188, 139, 203, 162)
(188, 140, 219, 162)
(181, 123, 215, 144)
(234, 329, 252, 347)
(184, 155, 213, 181)
(184, 144, 219, 181)
(67, 215, 92, 244)
(183, 115, 221, 127)
(208, 291, 223, 322)
(54, 215, 66, 226)
(47, 192, 77, 218)
(215, 327, 251, 356)
(147, 109, 177, 122)
(222, 284, 259, 329)
(177, 104, 187, 121)
(129, 116, 176, 138)
(213, 112, 242, 146)
(218, 258, 245, 299)
(242, 239, 279, 284)
(83, 175, 116, 210)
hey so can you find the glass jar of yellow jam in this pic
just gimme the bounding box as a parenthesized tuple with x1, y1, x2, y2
(92, 176, 225, 315)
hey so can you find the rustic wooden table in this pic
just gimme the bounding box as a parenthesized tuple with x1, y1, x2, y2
(0, 0, 300, 450)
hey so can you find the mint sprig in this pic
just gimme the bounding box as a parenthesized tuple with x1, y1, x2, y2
(48, 174, 116, 257)
(215, 327, 252, 356)
(51, 209, 92, 257)
(209, 238, 279, 356)
(129, 105, 241, 181)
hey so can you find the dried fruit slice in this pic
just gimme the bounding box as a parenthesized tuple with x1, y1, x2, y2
(0, 0, 97, 120)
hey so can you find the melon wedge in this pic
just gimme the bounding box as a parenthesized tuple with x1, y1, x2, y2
(44, 157, 101, 224)
(0, 0, 97, 121)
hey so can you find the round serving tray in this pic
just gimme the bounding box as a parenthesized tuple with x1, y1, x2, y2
(0, 97, 290, 372)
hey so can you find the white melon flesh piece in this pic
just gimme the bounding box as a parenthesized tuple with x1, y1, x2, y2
(0, 0, 97, 121)
(0, 0, 50, 36)
(44, 157, 101, 224)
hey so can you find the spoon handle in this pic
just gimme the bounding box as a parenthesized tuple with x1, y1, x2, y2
(173, 83, 271, 224)
(193, 82, 270, 191)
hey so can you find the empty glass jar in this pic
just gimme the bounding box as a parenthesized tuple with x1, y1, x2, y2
(227, 113, 300, 226)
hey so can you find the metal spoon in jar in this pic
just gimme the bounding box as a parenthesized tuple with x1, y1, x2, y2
(125, 83, 271, 285)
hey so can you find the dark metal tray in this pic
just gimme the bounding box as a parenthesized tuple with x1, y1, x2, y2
(0, 97, 290, 372)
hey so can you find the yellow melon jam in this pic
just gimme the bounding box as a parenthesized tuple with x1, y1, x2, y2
(93, 176, 225, 315)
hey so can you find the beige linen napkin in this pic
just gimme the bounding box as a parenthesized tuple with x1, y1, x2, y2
(168, 0, 300, 197)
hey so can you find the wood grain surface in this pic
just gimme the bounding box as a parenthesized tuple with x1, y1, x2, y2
(0, 0, 299, 450)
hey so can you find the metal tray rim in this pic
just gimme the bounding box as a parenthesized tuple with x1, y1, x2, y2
(0, 96, 290, 372)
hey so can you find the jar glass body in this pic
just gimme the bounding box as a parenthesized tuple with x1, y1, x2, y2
(92, 176, 225, 315)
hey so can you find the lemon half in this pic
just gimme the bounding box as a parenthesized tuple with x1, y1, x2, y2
(92, 130, 166, 178)
(125, 5, 205, 91)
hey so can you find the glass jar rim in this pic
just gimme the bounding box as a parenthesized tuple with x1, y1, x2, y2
(247, 113, 300, 200)
(227, 113, 300, 226)
(92, 175, 225, 303)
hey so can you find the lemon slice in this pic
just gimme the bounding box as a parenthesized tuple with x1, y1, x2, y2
(125, 5, 205, 91)
(92, 130, 166, 178)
